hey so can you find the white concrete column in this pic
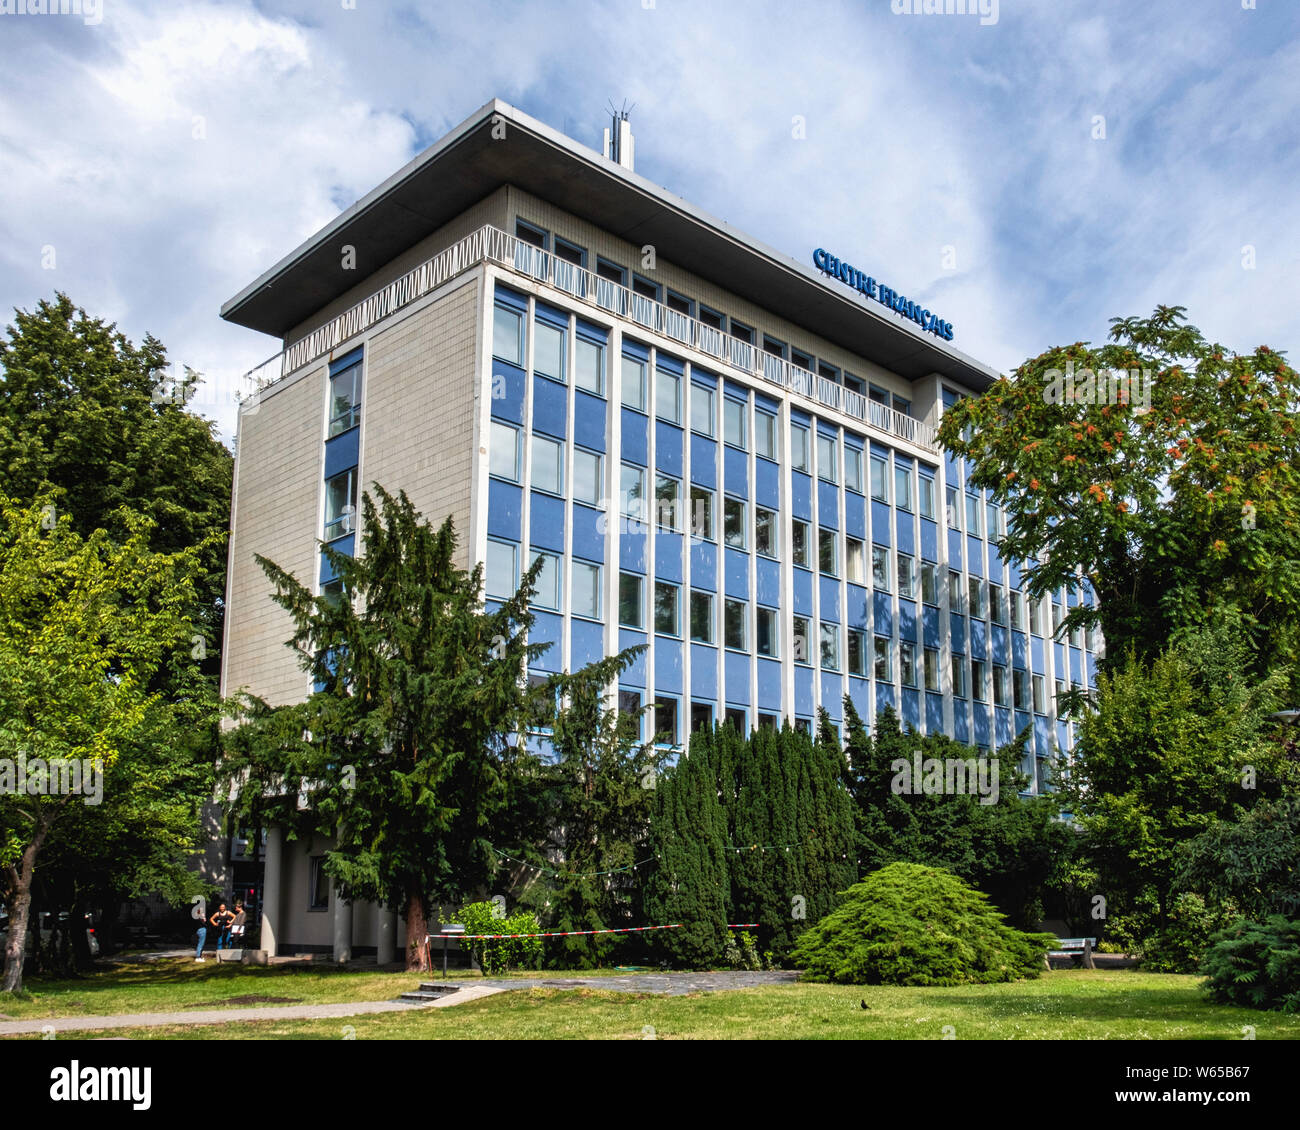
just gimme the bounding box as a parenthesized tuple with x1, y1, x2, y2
(376, 907, 397, 966)
(261, 825, 283, 958)
(332, 886, 353, 963)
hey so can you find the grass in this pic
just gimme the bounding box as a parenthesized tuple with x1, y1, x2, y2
(5, 964, 1300, 1040)
(0, 956, 638, 1022)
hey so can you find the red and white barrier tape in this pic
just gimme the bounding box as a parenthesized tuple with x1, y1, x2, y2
(429, 923, 760, 941)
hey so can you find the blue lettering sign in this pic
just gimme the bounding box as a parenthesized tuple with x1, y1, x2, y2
(812, 246, 954, 341)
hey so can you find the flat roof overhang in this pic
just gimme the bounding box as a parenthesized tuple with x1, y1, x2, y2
(221, 99, 999, 393)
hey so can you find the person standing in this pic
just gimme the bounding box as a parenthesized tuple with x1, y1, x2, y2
(210, 903, 235, 956)
(195, 918, 208, 963)
(230, 901, 246, 948)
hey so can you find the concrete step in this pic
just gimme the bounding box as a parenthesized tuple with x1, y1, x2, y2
(396, 983, 460, 1003)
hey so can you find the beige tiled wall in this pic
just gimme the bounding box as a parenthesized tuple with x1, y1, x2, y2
(361, 278, 480, 569)
(222, 366, 325, 706)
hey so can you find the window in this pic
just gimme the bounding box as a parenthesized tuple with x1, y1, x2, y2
(758, 712, 779, 731)
(555, 237, 584, 266)
(698, 305, 724, 331)
(576, 337, 605, 395)
(1032, 674, 1046, 713)
(819, 528, 837, 575)
(817, 433, 837, 482)
(919, 476, 936, 519)
(1029, 598, 1043, 636)
(724, 398, 748, 449)
(756, 507, 778, 558)
(656, 369, 681, 424)
(966, 494, 982, 537)
(655, 582, 679, 636)
(900, 642, 917, 687)
(870, 455, 889, 502)
(622, 354, 647, 411)
(490, 421, 520, 482)
(653, 697, 678, 745)
(968, 576, 983, 620)
(791, 349, 813, 372)
(656, 475, 681, 533)
(897, 555, 914, 599)
(534, 319, 566, 382)
(725, 600, 747, 650)
(755, 410, 777, 460)
(1052, 602, 1064, 635)
(691, 383, 715, 436)
(596, 258, 625, 284)
(632, 274, 659, 301)
(893, 394, 911, 416)
(691, 702, 713, 733)
(619, 573, 643, 628)
(847, 630, 866, 676)
(951, 654, 967, 697)
(690, 590, 714, 644)
(619, 690, 642, 737)
(874, 637, 892, 681)
(820, 622, 840, 670)
(323, 469, 357, 540)
(724, 498, 746, 549)
(872, 545, 890, 590)
(793, 616, 811, 665)
(571, 560, 601, 619)
(1070, 623, 1083, 649)
(895, 465, 912, 511)
(924, 647, 940, 691)
(573, 448, 602, 506)
(846, 537, 865, 584)
(531, 549, 561, 610)
(791, 519, 810, 567)
(309, 857, 330, 910)
(485, 539, 517, 599)
(992, 665, 1007, 706)
(921, 563, 938, 605)
(665, 290, 692, 316)
(946, 486, 961, 530)
(328, 362, 362, 437)
(990, 584, 1006, 625)
(868, 384, 888, 405)
(844, 446, 863, 493)
(987, 502, 1000, 545)
(516, 219, 547, 248)
(320, 578, 345, 608)
(971, 659, 986, 701)
(731, 321, 754, 344)
(532, 435, 564, 495)
(790, 425, 809, 471)
(725, 707, 747, 733)
(757, 607, 778, 657)
(1013, 669, 1029, 709)
(949, 570, 963, 614)
(621, 464, 647, 520)
(1010, 591, 1024, 630)
(690, 486, 714, 541)
(794, 717, 812, 736)
(494, 303, 524, 365)
(762, 335, 785, 358)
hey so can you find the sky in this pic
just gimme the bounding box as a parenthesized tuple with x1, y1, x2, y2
(1, 0, 1297, 448)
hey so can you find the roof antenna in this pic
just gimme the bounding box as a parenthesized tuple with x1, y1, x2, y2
(603, 99, 636, 172)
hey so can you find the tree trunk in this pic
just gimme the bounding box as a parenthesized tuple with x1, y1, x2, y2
(1, 826, 48, 995)
(404, 879, 430, 972)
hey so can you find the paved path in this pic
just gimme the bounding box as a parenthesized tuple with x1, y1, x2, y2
(0, 971, 797, 1037)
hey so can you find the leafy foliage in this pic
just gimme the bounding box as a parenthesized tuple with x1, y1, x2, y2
(1201, 917, 1300, 1012)
(457, 901, 543, 975)
(222, 486, 550, 969)
(792, 862, 1055, 986)
(1143, 892, 1239, 974)
(938, 305, 1300, 693)
(844, 701, 1070, 928)
(1176, 796, 1300, 921)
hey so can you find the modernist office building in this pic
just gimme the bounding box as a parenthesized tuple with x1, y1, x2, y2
(218, 99, 1100, 957)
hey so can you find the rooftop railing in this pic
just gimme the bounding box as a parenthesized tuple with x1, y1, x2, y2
(241, 223, 937, 451)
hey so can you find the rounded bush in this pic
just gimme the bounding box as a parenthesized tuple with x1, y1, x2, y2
(791, 862, 1056, 986)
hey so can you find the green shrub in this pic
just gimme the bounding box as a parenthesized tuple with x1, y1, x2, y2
(458, 901, 543, 975)
(1201, 916, 1300, 1012)
(791, 862, 1056, 986)
(1143, 892, 1238, 973)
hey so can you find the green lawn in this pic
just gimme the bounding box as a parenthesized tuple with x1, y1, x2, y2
(5, 965, 1300, 1040)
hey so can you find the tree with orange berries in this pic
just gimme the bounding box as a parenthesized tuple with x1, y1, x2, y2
(939, 305, 1300, 695)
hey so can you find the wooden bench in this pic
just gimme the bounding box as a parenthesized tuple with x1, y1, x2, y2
(1046, 937, 1095, 970)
